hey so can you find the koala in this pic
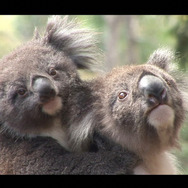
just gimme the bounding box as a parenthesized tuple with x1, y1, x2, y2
(0, 15, 186, 174)
(0, 130, 140, 174)
(65, 48, 188, 174)
(0, 15, 99, 150)
(0, 15, 141, 175)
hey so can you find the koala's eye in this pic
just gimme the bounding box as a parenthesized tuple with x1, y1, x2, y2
(118, 91, 128, 100)
(166, 79, 172, 86)
(17, 88, 27, 96)
(49, 68, 57, 76)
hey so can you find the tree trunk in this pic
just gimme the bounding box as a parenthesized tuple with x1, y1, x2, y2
(103, 15, 122, 71)
(103, 15, 140, 71)
(124, 15, 139, 65)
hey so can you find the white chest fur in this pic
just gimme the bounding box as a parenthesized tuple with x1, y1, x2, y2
(134, 152, 178, 174)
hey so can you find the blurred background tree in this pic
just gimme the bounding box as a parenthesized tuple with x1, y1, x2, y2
(1, 15, 187, 69)
(170, 15, 188, 71)
(0, 15, 188, 173)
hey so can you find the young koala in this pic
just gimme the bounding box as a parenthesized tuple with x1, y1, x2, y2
(66, 48, 188, 174)
(0, 15, 99, 150)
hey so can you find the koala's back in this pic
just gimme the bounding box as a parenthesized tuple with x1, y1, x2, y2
(0, 133, 139, 175)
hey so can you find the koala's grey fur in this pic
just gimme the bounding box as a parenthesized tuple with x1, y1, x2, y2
(0, 15, 140, 175)
(0, 131, 139, 174)
(64, 48, 188, 174)
(0, 15, 101, 150)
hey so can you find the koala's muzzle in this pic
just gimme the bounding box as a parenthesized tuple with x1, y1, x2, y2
(32, 77, 56, 103)
(139, 75, 167, 105)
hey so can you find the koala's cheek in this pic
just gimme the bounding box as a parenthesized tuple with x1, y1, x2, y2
(147, 105, 175, 130)
(42, 96, 62, 116)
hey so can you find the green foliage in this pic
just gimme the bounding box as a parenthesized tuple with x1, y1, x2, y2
(0, 16, 20, 58)
(172, 122, 188, 174)
(170, 15, 188, 70)
(14, 15, 49, 41)
(138, 16, 177, 63)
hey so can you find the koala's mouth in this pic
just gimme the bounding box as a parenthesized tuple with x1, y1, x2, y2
(41, 96, 62, 116)
(147, 104, 175, 129)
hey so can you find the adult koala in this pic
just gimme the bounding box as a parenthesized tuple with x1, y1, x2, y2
(0, 132, 139, 174)
(0, 15, 139, 174)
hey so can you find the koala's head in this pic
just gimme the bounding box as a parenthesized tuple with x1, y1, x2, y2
(97, 49, 188, 155)
(0, 16, 98, 137)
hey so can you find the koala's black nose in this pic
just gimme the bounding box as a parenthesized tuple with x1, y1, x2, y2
(32, 77, 56, 103)
(139, 75, 167, 105)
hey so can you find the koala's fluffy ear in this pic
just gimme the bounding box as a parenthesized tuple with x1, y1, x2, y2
(41, 15, 99, 69)
(33, 27, 41, 40)
(147, 48, 176, 72)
